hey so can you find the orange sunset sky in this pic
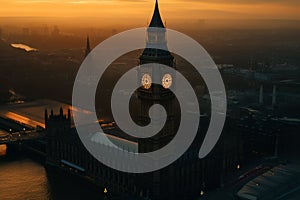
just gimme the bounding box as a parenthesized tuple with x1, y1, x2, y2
(0, 0, 299, 26)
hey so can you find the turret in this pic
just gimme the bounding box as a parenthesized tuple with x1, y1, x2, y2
(45, 109, 48, 126)
(85, 35, 91, 57)
(45, 108, 71, 134)
(60, 107, 63, 117)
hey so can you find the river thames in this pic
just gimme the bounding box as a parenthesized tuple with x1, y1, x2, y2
(0, 145, 104, 200)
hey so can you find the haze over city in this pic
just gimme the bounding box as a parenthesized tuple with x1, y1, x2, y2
(1, 0, 300, 28)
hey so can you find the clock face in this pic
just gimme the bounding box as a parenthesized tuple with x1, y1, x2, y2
(141, 73, 152, 89)
(162, 74, 172, 89)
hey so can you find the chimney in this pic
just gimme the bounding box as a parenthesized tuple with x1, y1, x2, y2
(259, 85, 264, 105)
(272, 85, 277, 107)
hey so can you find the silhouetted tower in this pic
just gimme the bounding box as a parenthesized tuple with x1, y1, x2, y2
(45, 108, 72, 163)
(85, 36, 91, 57)
(138, 0, 177, 153)
(137, 1, 178, 199)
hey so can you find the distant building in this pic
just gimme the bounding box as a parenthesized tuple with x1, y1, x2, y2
(238, 107, 280, 159)
(85, 36, 91, 58)
(51, 26, 60, 37)
(237, 165, 300, 200)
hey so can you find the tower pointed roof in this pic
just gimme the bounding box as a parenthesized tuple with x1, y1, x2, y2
(85, 35, 91, 57)
(149, 0, 165, 28)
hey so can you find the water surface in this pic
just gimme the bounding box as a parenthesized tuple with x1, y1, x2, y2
(11, 44, 38, 52)
(0, 147, 104, 200)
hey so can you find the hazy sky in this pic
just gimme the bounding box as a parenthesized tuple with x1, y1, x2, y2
(0, 0, 299, 25)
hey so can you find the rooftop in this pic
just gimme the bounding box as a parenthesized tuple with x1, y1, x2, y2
(237, 165, 300, 200)
(0, 99, 71, 129)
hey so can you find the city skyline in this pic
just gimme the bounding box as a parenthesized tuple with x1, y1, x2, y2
(0, 0, 299, 25)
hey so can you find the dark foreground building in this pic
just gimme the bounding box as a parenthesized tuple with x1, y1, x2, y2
(45, 111, 242, 200)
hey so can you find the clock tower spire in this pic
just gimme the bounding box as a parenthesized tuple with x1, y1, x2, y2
(149, 0, 165, 28)
(138, 0, 178, 153)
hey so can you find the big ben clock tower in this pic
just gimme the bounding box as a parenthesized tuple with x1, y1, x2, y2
(138, 0, 179, 153)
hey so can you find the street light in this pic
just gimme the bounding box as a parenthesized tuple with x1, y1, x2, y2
(200, 190, 204, 196)
(104, 187, 108, 200)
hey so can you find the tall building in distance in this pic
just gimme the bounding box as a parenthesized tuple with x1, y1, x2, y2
(85, 36, 91, 57)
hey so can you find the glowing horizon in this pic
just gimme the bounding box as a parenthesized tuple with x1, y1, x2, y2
(0, 0, 299, 26)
